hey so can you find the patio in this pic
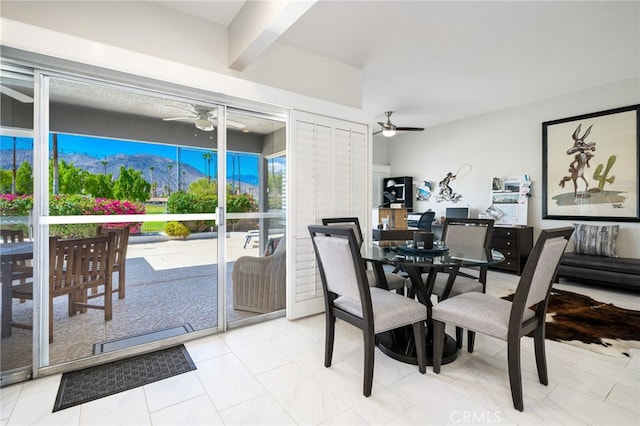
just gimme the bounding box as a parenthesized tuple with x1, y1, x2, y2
(1, 232, 274, 372)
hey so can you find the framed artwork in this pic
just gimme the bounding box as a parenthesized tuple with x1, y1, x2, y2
(542, 104, 640, 222)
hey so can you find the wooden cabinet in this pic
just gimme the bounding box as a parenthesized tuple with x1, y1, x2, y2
(490, 226, 533, 275)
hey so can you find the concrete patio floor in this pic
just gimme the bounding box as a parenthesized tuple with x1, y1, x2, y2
(1, 232, 277, 372)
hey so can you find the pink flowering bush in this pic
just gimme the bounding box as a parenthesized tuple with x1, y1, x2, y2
(93, 198, 145, 234)
(0, 194, 33, 216)
(2, 194, 146, 237)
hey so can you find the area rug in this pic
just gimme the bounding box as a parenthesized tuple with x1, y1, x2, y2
(503, 289, 640, 357)
(53, 345, 196, 412)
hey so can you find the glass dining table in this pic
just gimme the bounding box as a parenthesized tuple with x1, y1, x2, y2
(362, 241, 504, 365)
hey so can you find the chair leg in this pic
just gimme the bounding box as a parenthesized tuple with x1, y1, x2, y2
(363, 329, 375, 397)
(324, 314, 335, 368)
(533, 324, 548, 385)
(432, 320, 445, 374)
(118, 269, 126, 299)
(467, 330, 476, 353)
(49, 293, 54, 344)
(507, 337, 524, 412)
(455, 326, 463, 349)
(105, 282, 113, 321)
(413, 321, 426, 374)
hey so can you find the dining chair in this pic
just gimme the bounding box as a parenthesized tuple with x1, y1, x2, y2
(420, 218, 494, 349)
(308, 225, 427, 397)
(12, 232, 116, 342)
(321, 217, 407, 294)
(431, 227, 574, 411)
(97, 225, 130, 299)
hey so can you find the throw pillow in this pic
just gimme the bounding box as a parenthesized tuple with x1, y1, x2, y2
(573, 223, 619, 257)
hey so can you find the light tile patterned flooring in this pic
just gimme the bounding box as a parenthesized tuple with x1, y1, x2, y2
(1, 271, 639, 425)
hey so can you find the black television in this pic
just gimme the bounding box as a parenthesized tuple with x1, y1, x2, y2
(445, 206, 470, 219)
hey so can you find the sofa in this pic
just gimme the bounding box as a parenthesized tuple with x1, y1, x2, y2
(555, 223, 640, 292)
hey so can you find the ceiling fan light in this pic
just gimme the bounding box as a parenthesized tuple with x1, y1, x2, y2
(382, 128, 396, 137)
(195, 118, 214, 132)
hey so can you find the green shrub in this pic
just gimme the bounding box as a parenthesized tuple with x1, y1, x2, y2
(164, 221, 190, 237)
(167, 191, 217, 214)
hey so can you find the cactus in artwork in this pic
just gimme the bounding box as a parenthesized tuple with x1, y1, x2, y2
(593, 155, 616, 191)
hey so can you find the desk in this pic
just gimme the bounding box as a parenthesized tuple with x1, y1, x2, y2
(1, 242, 33, 338)
(362, 243, 504, 365)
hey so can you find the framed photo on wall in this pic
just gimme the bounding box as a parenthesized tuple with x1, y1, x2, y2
(542, 104, 640, 222)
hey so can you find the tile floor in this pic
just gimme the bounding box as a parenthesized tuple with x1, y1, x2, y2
(1, 271, 639, 425)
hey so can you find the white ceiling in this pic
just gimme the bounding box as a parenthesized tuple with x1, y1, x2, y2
(153, 0, 640, 131)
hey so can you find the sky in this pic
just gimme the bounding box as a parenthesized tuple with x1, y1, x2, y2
(1, 134, 272, 178)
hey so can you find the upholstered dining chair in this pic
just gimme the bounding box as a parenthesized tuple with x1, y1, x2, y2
(321, 217, 407, 294)
(12, 233, 116, 342)
(420, 218, 494, 349)
(431, 227, 574, 411)
(308, 225, 427, 397)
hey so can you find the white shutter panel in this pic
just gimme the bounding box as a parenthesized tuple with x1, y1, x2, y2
(288, 110, 369, 319)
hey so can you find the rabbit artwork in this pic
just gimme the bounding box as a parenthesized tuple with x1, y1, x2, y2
(558, 124, 597, 196)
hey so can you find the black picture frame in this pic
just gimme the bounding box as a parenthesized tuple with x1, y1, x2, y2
(542, 104, 640, 222)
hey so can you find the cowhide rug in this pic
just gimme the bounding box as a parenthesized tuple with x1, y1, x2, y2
(503, 289, 640, 357)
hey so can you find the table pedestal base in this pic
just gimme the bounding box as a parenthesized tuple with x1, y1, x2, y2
(376, 325, 458, 366)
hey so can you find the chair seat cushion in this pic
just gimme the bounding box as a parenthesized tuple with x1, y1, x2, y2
(334, 287, 427, 334)
(432, 292, 535, 340)
(366, 270, 407, 290)
(427, 274, 483, 298)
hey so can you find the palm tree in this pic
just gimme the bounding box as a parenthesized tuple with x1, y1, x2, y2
(99, 160, 108, 174)
(202, 152, 212, 183)
(167, 163, 174, 196)
(149, 166, 155, 186)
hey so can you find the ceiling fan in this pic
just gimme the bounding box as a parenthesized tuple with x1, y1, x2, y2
(163, 104, 246, 132)
(374, 111, 424, 137)
(0, 72, 34, 103)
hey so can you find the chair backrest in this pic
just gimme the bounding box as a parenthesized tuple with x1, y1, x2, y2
(442, 218, 494, 249)
(509, 227, 574, 327)
(1, 229, 24, 243)
(97, 225, 130, 269)
(308, 225, 371, 317)
(49, 233, 115, 296)
(321, 217, 364, 247)
(417, 211, 436, 231)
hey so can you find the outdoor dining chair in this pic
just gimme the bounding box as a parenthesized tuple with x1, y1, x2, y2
(12, 232, 116, 342)
(431, 227, 574, 411)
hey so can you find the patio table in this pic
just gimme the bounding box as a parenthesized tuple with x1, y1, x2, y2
(1, 241, 33, 338)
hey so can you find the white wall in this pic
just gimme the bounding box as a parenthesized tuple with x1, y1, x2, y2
(382, 78, 640, 258)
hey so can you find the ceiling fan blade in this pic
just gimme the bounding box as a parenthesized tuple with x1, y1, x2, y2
(227, 119, 246, 129)
(396, 126, 424, 132)
(0, 85, 34, 103)
(162, 116, 194, 121)
(373, 130, 382, 135)
(167, 104, 197, 114)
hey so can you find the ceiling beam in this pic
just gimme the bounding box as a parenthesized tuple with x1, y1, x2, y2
(228, 0, 316, 71)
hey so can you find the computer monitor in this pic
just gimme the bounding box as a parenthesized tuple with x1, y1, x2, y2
(445, 206, 470, 219)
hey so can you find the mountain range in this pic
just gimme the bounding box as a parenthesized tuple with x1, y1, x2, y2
(0, 149, 259, 193)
